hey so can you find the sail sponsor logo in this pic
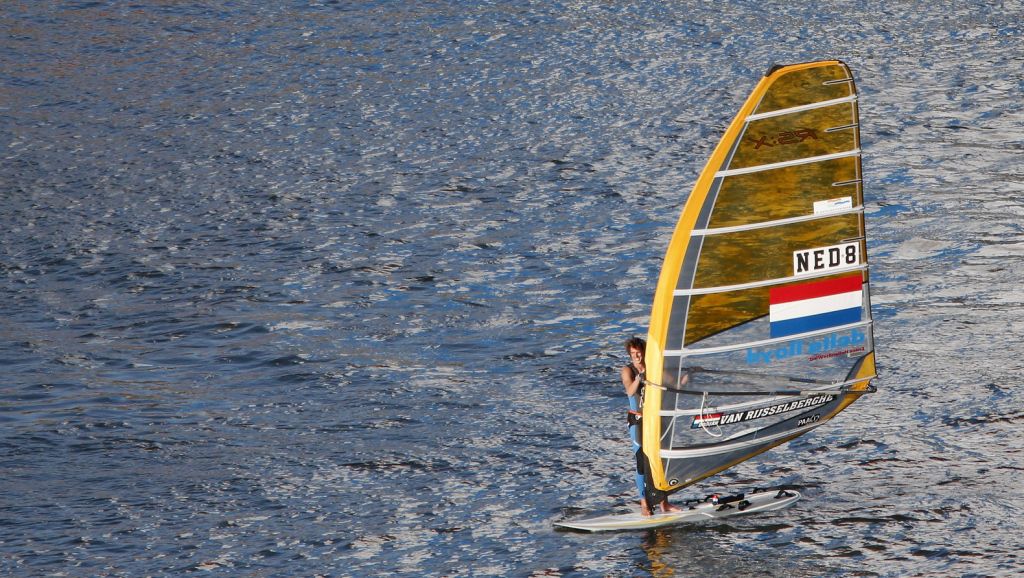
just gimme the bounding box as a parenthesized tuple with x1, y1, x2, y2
(793, 241, 860, 275)
(745, 328, 866, 365)
(797, 414, 821, 427)
(813, 196, 853, 215)
(691, 395, 835, 429)
(691, 412, 723, 428)
(751, 128, 818, 149)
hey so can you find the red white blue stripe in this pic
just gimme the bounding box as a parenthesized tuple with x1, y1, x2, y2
(769, 274, 863, 338)
(691, 413, 722, 429)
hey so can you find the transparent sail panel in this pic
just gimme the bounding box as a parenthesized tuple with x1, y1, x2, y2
(753, 65, 854, 114)
(708, 156, 861, 229)
(728, 105, 858, 170)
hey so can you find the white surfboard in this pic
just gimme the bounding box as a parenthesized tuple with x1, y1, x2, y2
(554, 489, 800, 532)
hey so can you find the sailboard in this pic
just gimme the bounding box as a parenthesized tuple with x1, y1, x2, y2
(557, 60, 876, 532)
(555, 488, 800, 532)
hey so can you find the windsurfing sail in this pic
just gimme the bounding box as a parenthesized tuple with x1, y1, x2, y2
(641, 60, 876, 498)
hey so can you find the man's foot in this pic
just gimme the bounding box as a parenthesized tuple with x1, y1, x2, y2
(639, 499, 652, 517)
(660, 501, 683, 513)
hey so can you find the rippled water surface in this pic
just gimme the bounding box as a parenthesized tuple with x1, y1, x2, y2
(3, 1, 1024, 576)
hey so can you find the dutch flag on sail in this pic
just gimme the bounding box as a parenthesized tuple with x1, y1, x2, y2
(769, 274, 863, 338)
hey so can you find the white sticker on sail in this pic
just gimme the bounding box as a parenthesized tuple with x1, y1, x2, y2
(793, 241, 860, 275)
(813, 196, 853, 215)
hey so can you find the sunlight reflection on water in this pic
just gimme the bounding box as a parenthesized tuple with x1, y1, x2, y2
(2, 1, 1023, 576)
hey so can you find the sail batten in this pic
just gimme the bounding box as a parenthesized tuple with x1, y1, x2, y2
(660, 424, 823, 459)
(673, 264, 868, 296)
(692, 205, 863, 236)
(657, 383, 873, 416)
(746, 94, 858, 121)
(825, 123, 860, 133)
(665, 319, 872, 357)
(642, 61, 875, 495)
(715, 149, 860, 177)
(649, 374, 877, 396)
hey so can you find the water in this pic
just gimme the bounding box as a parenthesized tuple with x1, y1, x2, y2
(2, 1, 1023, 576)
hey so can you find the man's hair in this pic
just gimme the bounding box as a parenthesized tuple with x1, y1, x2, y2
(624, 336, 646, 353)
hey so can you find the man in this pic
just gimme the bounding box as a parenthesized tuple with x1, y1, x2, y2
(621, 336, 682, 515)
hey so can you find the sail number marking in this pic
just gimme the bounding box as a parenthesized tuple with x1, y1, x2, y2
(793, 241, 860, 275)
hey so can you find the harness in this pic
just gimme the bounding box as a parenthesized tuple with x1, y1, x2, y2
(627, 410, 642, 426)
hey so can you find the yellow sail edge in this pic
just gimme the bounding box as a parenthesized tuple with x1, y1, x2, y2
(642, 61, 846, 493)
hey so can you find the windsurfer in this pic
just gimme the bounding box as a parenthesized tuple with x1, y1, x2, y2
(622, 336, 683, 516)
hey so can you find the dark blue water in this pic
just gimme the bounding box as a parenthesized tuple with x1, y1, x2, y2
(3, 2, 1023, 576)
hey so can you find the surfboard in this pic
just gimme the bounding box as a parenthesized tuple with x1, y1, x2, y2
(554, 489, 800, 533)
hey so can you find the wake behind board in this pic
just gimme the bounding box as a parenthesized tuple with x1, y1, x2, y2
(554, 489, 799, 532)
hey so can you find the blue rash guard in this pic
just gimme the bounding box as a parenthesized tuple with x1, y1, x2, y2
(626, 363, 646, 501)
